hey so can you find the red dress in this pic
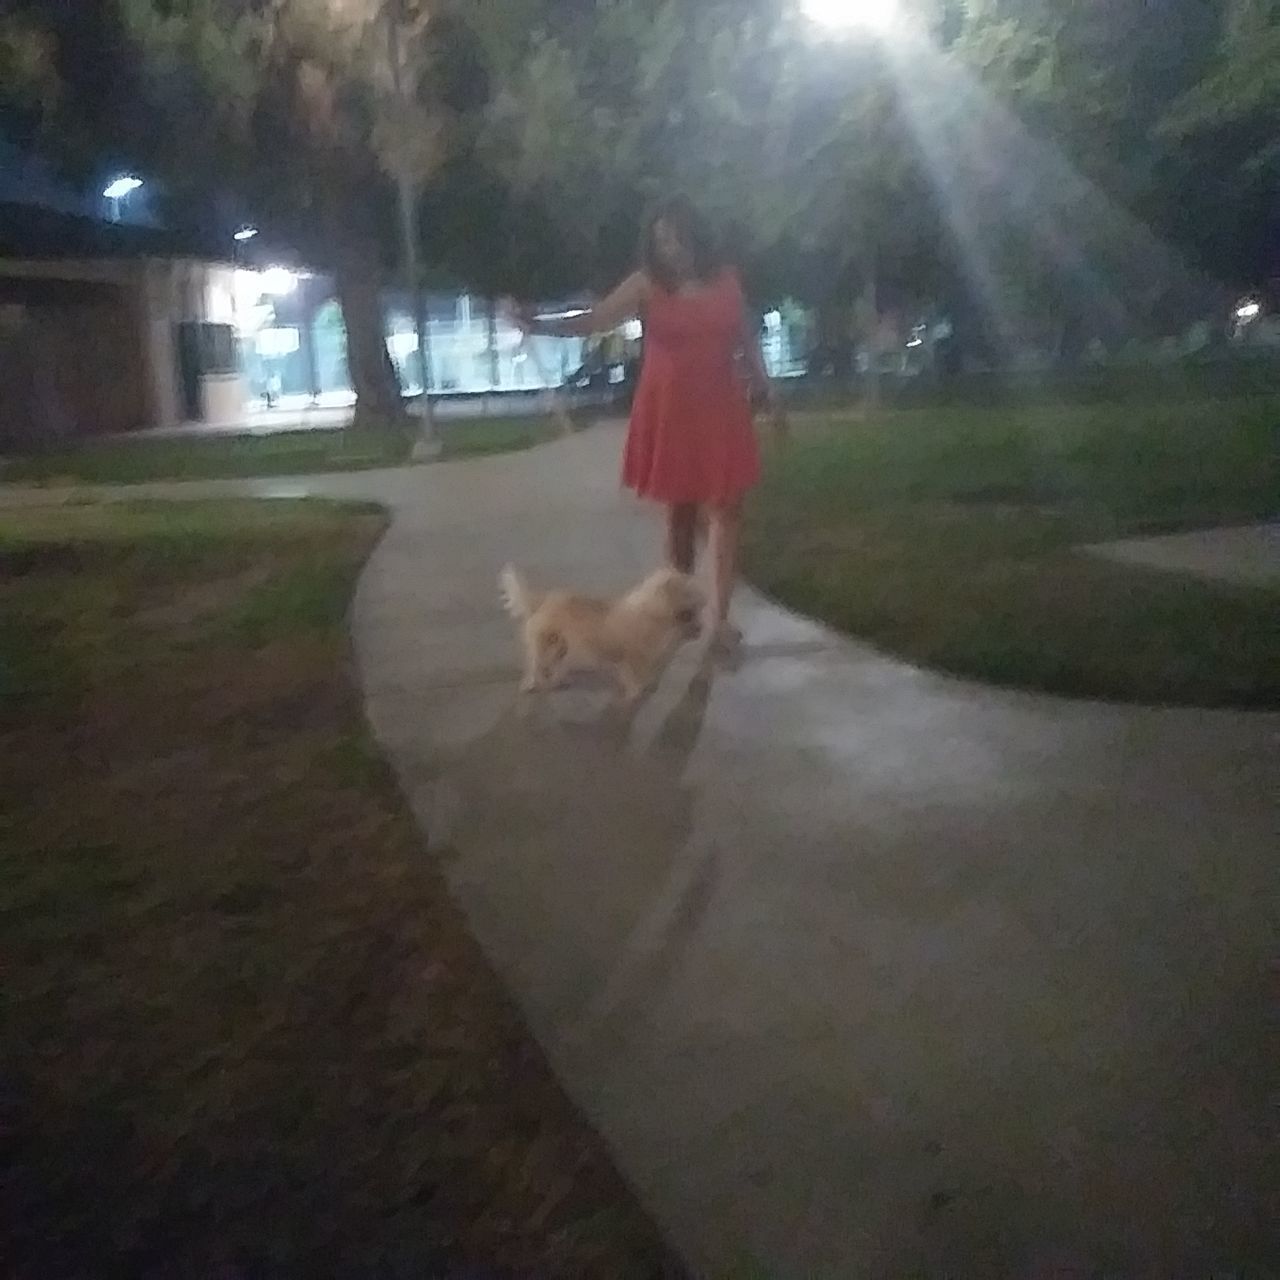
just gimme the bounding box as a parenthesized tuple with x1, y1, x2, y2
(622, 268, 761, 505)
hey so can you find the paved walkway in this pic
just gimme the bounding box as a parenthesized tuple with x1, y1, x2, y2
(3, 425, 1277, 1275)
(1087, 521, 1280, 588)
(126, 389, 616, 440)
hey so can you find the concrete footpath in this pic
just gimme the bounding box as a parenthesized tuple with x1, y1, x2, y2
(4, 425, 1278, 1275)
(1087, 520, 1280, 588)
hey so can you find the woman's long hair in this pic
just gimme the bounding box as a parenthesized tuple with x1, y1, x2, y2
(639, 195, 724, 291)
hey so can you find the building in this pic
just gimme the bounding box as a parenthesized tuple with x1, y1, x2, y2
(0, 142, 807, 447)
(0, 198, 610, 445)
(0, 202, 239, 446)
(227, 271, 600, 412)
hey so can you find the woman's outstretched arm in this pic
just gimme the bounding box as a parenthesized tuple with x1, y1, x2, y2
(516, 271, 649, 339)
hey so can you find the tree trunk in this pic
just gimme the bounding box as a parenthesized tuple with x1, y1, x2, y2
(811, 298, 855, 379)
(857, 264, 880, 413)
(334, 256, 405, 428)
(299, 300, 321, 403)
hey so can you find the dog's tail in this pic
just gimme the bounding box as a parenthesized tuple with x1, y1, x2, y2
(499, 564, 540, 620)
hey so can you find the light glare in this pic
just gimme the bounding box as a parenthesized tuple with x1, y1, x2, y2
(102, 176, 142, 199)
(388, 331, 420, 359)
(261, 267, 299, 296)
(801, 0, 899, 33)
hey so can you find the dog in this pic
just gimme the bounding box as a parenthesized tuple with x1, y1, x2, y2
(500, 564, 705, 702)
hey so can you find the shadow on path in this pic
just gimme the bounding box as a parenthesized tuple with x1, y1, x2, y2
(431, 657, 721, 1044)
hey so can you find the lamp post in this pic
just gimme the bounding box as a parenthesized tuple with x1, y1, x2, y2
(385, 0, 439, 458)
(230, 230, 258, 409)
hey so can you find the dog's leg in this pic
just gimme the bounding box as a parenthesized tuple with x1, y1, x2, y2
(520, 626, 543, 693)
(523, 628, 569, 693)
(615, 660, 647, 705)
(540, 631, 569, 688)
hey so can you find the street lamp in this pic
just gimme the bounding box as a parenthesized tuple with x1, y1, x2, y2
(102, 175, 143, 222)
(800, 0, 900, 32)
(260, 267, 300, 297)
(233, 225, 260, 242)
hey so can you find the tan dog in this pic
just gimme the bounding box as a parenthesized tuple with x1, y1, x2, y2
(500, 565, 705, 702)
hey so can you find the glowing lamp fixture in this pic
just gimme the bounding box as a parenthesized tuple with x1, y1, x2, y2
(233, 225, 260, 242)
(800, 0, 900, 33)
(1235, 300, 1261, 322)
(102, 176, 143, 200)
(388, 331, 420, 359)
(260, 267, 300, 296)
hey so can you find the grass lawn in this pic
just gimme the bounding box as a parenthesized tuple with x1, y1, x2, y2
(440, 411, 569, 460)
(0, 415, 566, 486)
(0, 500, 676, 1277)
(744, 396, 1279, 707)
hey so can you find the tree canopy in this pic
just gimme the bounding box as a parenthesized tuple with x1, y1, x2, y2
(4, 0, 1278, 377)
(2, 0, 466, 423)
(457, 0, 1276, 356)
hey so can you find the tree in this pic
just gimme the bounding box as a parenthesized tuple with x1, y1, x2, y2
(471, 0, 667, 288)
(1158, 0, 1280, 283)
(948, 0, 1264, 311)
(733, 12, 944, 391)
(119, 0, 411, 425)
(1, 0, 466, 427)
(0, 12, 57, 119)
(1160, 0, 1280, 170)
(467, 0, 940, 385)
(824, 0, 1228, 358)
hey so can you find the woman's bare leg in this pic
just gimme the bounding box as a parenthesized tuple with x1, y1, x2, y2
(665, 502, 698, 573)
(707, 498, 744, 631)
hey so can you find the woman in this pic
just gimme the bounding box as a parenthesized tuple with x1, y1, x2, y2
(517, 196, 784, 649)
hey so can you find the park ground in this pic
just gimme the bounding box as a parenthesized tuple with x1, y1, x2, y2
(0, 500, 678, 1277)
(2, 382, 1276, 709)
(0, 382, 1276, 1273)
(0, 413, 566, 486)
(744, 390, 1278, 706)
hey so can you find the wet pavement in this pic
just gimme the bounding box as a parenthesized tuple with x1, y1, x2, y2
(4, 424, 1278, 1275)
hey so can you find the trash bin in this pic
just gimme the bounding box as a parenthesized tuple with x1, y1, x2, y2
(177, 321, 245, 425)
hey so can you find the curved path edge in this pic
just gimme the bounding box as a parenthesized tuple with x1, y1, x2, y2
(5, 425, 1278, 1275)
